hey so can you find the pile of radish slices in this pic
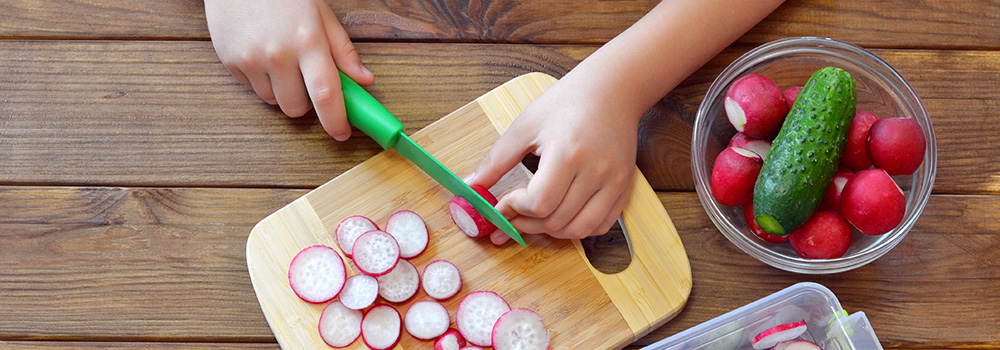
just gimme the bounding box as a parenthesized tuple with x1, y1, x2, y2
(751, 319, 824, 350)
(287, 208, 550, 349)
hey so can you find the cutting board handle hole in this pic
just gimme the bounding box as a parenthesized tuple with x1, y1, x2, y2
(581, 215, 634, 274)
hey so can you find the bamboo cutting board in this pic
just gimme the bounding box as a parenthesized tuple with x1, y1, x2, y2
(247, 73, 691, 350)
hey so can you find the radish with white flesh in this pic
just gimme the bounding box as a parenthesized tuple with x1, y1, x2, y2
(435, 328, 467, 350)
(867, 117, 926, 175)
(783, 86, 803, 110)
(361, 304, 401, 350)
(788, 211, 853, 260)
(385, 210, 429, 258)
(352, 230, 400, 277)
(318, 301, 363, 348)
(491, 308, 550, 350)
(710, 147, 763, 206)
(377, 259, 420, 303)
(422, 260, 463, 300)
(457, 291, 511, 347)
(405, 300, 451, 340)
(287, 245, 346, 303)
(841, 169, 906, 235)
(728, 132, 773, 160)
(339, 274, 379, 310)
(725, 74, 789, 139)
(336, 216, 378, 257)
(450, 185, 499, 238)
(773, 339, 824, 350)
(818, 167, 856, 212)
(752, 319, 808, 349)
(841, 110, 879, 171)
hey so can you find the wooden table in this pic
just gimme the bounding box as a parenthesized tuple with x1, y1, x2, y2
(2, 1, 998, 349)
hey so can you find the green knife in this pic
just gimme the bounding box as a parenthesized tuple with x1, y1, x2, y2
(338, 71, 526, 247)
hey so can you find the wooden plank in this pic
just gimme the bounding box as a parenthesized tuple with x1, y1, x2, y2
(2, 41, 996, 194)
(2, 0, 998, 49)
(2, 186, 1000, 348)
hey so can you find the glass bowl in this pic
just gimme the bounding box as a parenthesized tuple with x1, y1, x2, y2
(692, 37, 936, 274)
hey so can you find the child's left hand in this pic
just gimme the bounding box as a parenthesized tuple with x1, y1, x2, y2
(466, 73, 642, 245)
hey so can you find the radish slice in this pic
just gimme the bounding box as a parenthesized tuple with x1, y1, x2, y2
(352, 230, 400, 277)
(405, 300, 451, 340)
(491, 308, 550, 350)
(460, 347, 485, 350)
(752, 319, 808, 349)
(377, 259, 420, 303)
(339, 274, 379, 310)
(422, 260, 463, 300)
(318, 301, 363, 348)
(336, 216, 378, 257)
(361, 304, 401, 350)
(457, 291, 511, 347)
(287, 245, 345, 303)
(385, 210, 430, 258)
(435, 328, 467, 350)
(773, 339, 824, 350)
(449, 185, 498, 238)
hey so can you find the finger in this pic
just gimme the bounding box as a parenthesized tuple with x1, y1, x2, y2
(467, 126, 534, 190)
(548, 187, 623, 240)
(245, 70, 277, 105)
(316, 1, 374, 87)
(225, 64, 252, 86)
(594, 192, 629, 238)
(269, 58, 312, 118)
(489, 231, 510, 245)
(502, 148, 578, 219)
(300, 50, 351, 141)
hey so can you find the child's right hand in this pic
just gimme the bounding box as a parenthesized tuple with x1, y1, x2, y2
(204, 0, 374, 141)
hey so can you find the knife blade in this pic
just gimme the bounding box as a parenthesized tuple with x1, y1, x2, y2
(338, 71, 526, 247)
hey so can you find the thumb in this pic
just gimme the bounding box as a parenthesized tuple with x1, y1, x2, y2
(467, 126, 533, 190)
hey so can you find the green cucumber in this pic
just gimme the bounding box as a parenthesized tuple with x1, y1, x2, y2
(753, 67, 857, 235)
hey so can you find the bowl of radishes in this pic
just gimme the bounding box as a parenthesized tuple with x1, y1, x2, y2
(692, 37, 936, 274)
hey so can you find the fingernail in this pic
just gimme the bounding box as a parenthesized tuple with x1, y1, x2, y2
(333, 133, 349, 142)
(462, 172, 476, 183)
(361, 65, 373, 77)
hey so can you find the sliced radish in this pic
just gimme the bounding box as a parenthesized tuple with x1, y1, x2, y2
(725, 74, 788, 139)
(377, 259, 420, 303)
(752, 319, 808, 349)
(422, 260, 463, 300)
(385, 210, 430, 259)
(287, 245, 346, 303)
(352, 230, 400, 277)
(318, 301, 363, 348)
(460, 347, 485, 350)
(710, 147, 763, 206)
(491, 308, 550, 350)
(728, 132, 773, 160)
(339, 274, 379, 310)
(450, 185, 499, 238)
(457, 291, 511, 347)
(361, 304, 401, 350)
(773, 339, 824, 350)
(435, 328, 467, 350)
(336, 215, 378, 257)
(405, 300, 451, 340)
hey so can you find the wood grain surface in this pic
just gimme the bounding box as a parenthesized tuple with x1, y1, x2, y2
(2, 0, 998, 349)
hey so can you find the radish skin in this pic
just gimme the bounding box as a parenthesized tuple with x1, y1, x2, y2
(335, 216, 378, 257)
(725, 74, 789, 139)
(287, 245, 346, 304)
(318, 301, 363, 348)
(435, 328, 467, 350)
(385, 210, 430, 259)
(449, 185, 498, 238)
(752, 319, 808, 349)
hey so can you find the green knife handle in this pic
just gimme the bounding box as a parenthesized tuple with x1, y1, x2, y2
(339, 70, 404, 149)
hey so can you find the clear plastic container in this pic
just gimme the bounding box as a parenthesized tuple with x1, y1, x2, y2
(643, 282, 882, 350)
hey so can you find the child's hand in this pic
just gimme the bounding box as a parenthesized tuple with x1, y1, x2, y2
(466, 76, 641, 245)
(204, 0, 374, 141)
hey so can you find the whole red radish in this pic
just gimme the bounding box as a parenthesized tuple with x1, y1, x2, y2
(818, 167, 856, 212)
(743, 204, 788, 243)
(711, 147, 763, 206)
(867, 117, 926, 175)
(728, 132, 773, 160)
(782, 86, 803, 110)
(788, 211, 853, 259)
(725, 74, 789, 139)
(841, 110, 880, 171)
(841, 169, 906, 235)
(450, 185, 499, 238)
